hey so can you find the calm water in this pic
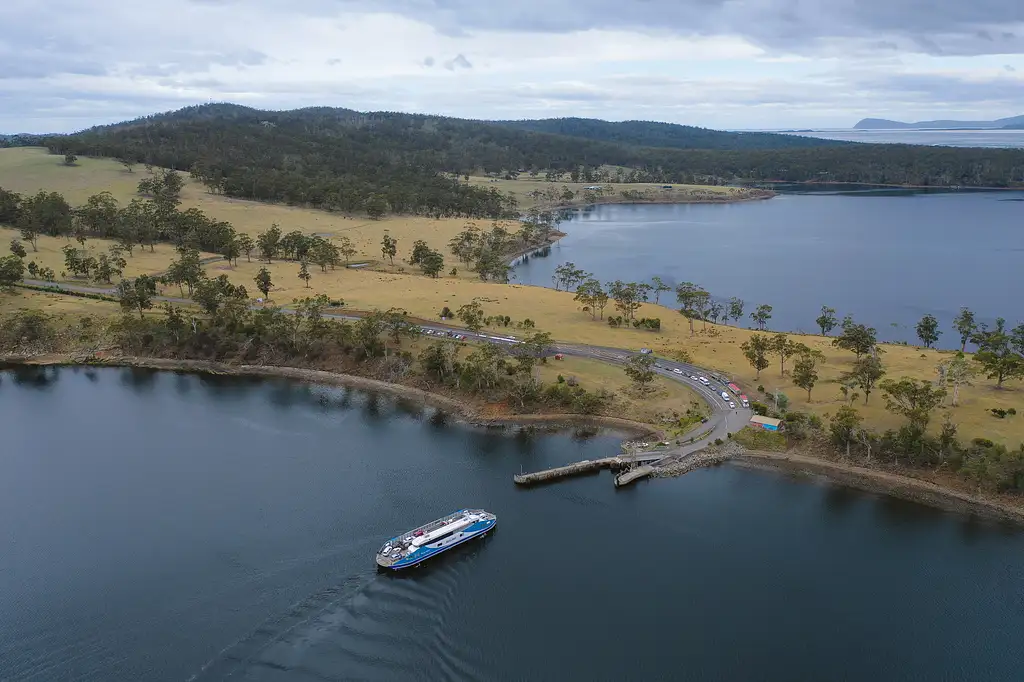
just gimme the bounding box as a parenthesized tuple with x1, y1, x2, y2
(779, 129, 1024, 148)
(514, 193, 1024, 345)
(2, 366, 1023, 681)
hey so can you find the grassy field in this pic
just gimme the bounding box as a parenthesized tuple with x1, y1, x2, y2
(0, 148, 494, 264)
(2, 147, 1021, 445)
(0, 226, 214, 280)
(0, 288, 120, 317)
(535, 354, 704, 425)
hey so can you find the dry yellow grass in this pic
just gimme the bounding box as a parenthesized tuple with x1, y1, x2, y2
(0, 148, 506, 265)
(0, 227, 212, 281)
(0, 288, 119, 317)
(535, 354, 704, 425)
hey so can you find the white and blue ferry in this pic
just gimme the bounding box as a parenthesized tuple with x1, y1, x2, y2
(376, 509, 496, 570)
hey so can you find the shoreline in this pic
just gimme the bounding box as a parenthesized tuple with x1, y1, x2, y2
(734, 450, 1024, 525)
(530, 190, 775, 214)
(3, 354, 1021, 522)
(0, 353, 662, 439)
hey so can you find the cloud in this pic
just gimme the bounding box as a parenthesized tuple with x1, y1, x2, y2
(1, 0, 1024, 132)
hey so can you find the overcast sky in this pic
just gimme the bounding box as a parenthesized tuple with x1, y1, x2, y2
(3, 0, 1024, 133)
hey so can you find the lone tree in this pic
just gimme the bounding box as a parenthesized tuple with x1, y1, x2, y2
(237, 233, 255, 262)
(833, 320, 878, 358)
(650, 276, 671, 305)
(381, 233, 397, 265)
(0, 254, 25, 291)
(675, 281, 709, 335)
(336, 235, 357, 264)
(116, 274, 157, 318)
(63, 152, 78, 166)
(728, 297, 744, 325)
(816, 306, 838, 336)
(952, 307, 977, 352)
(842, 355, 886, 405)
(915, 314, 941, 348)
(879, 378, 947, 430)
(829, 406, 863, 459)
(575, 278, 609, 320)
(740, 333, 771, 379)
(254, 267, 273, 300)
(792, 352, 820, 400)
(624, 354, 656, 392)
(771, 333, 801, 375)
(750, 304, 773, 331)
(420, 249, 444, 278)
(972, 317, 1024, 388)
(457, 299, 485, 331)
(298, 261, 311, 288)
(9, 239, 26, 258)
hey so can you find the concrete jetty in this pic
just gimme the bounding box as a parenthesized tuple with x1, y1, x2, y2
(513, 457, 624, 485)
(614, 464, 655, 487)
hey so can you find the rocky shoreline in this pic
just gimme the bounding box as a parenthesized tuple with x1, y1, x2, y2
(3, 353, 1021, 523)
(0, 353, 662, 439)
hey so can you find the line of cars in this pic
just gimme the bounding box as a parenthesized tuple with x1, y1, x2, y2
(652, 359, 750, 410)
(422, 328, 468, 340)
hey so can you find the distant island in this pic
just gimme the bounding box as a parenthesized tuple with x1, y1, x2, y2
(854, 115, 1024, 130)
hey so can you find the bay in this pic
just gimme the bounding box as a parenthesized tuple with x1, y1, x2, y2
(513, 192, 1024, 345)
(2, 367, 1023, 681)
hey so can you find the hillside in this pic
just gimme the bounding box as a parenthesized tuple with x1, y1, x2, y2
(43, 104, 1024, 218)
(855, 114, 1024, 130)
(493, 117, 846, 150)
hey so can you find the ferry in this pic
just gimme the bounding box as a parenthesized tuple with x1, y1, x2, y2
(376, 509, 497, 570)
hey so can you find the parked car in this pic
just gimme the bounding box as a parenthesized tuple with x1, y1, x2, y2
(640, 348, 652, 355)
(673, 368, 683, 375)
(690, 375, 699, 381)
(721, 391, 730, 401)
(699, 377, 710, 385)
(728, 402, 736, 409)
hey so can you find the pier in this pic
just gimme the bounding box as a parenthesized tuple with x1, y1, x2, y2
(513, 452, 668, 486)
(513, 457, 623, 485)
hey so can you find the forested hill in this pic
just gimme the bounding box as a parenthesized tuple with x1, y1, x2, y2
(494, 117, 846, 150)
(45, 104, 1024, 217)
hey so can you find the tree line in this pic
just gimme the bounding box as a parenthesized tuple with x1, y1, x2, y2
(41, 104, 1024, 227)
(0, 294, 613, 417)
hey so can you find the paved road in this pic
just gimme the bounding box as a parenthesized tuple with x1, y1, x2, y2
(21, 279, 754, 446)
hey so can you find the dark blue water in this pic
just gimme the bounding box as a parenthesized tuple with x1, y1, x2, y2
(2, 366, 1023, 681)
(513, 193, 1024, 345)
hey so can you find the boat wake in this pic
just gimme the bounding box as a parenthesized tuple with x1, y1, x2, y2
(188, 553, 486, 681)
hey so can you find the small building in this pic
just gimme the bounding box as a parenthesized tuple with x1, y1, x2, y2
(749, 415, 784, 432)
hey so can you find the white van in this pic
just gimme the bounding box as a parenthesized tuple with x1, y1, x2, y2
(721, 391, 730, 401)
(699, 376, 710, 386)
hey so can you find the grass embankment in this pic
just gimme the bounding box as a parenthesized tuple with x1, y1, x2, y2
(2, 147, 1020, 446)
(0, 289, 699, 427)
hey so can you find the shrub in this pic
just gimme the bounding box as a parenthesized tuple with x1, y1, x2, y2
(991, 408, 1008, 419)
(439, 306, 452, 319)
(757, 384, 765, 393)
(557, 374, 565, 384)
(714, 438, 724, 446)
(1009, 408, 1017, 416)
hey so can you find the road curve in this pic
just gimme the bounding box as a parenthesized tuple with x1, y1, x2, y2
(19, 279, 753, 443)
